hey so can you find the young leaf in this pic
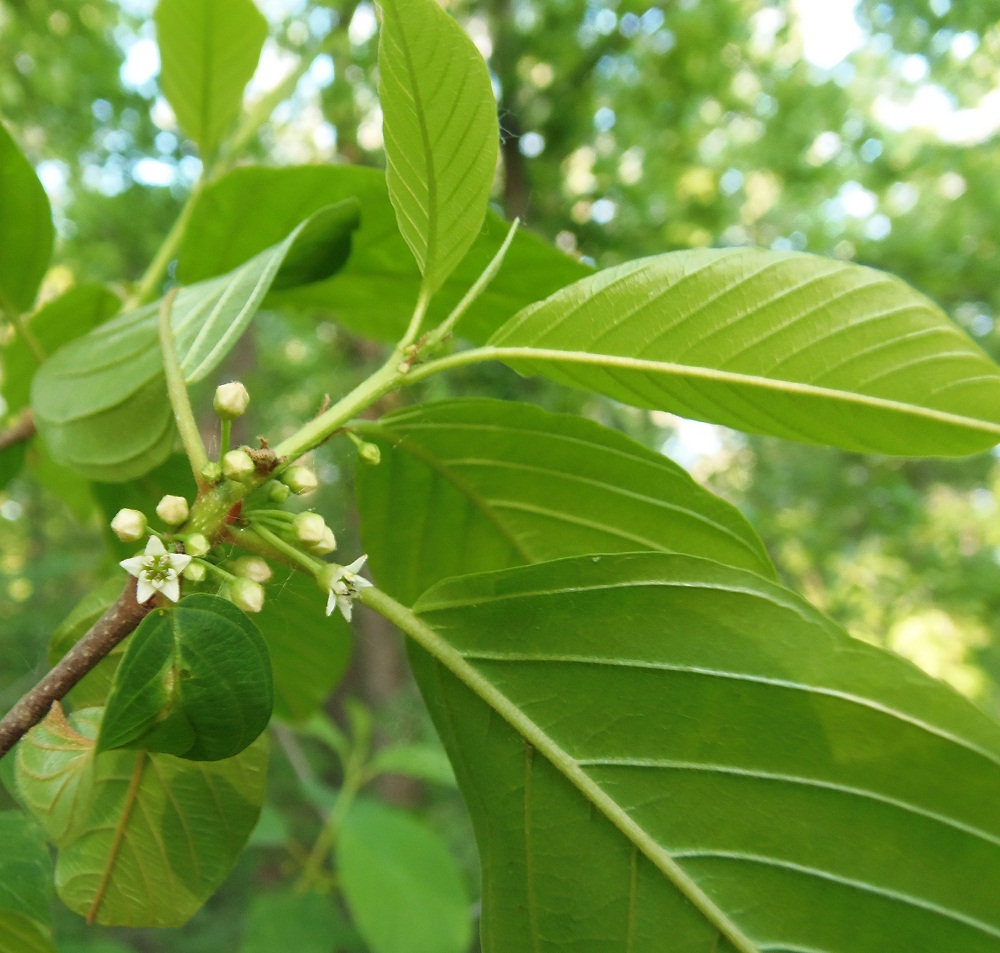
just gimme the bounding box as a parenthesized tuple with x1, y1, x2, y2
(0, 122, 54, 315)
(16, 706, 268, 928)
(253, 571, 352, 723)
(2, 283, 120, 414)
(355, 398, 774, 604)
(369, 744, 457, 788)
(488, 248, 1000, 456)
(31, 202, 359, 481)
(0, 812, 55, 953)
(154, 0, 267, 158)
(98, 594, 273, 761)
(176, 165, 587, 342)
(374, 553, 1000, 952)
(337, 799, 472, 953)
(377, 0, 499, 293)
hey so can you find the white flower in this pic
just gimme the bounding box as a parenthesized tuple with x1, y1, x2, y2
(120, 536, 192, 604)
(322, 555, 373, 622)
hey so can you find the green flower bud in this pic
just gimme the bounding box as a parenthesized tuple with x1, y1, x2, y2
(358, 441, 381, 466)
(310, 526, 337, 555)
(293, 512, 327, 546)
(201, 461, 223, 484)
(223, 449, 255, 482)
(230, 577, 265, 614)
(110, 508, 147, 543)
(267, 480, 290, 503)
(184, 533, 211, 558)
(183, 561, 207, 583)
(282, 466, 318, 495)
(214, 381, 250, 419)
(233, 556, 272, 583)
(156, 494, 189, 526)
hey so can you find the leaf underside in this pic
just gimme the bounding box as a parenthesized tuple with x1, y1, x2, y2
(406, 553, 1000, 953)
(488, 248, 1000, 456)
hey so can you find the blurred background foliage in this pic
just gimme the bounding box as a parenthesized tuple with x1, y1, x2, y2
(2, 0, 1000, 948)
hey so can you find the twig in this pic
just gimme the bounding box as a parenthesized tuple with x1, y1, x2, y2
(0, 410, 36, 453)
(0, 578, 152, 759)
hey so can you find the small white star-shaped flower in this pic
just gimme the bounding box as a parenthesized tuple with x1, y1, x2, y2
(324, 555, 373, 622)
(120, 536, 192, 604)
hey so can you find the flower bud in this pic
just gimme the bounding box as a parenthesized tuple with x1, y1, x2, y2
(214, 381, 250, 419)
(201, 461, 223, 484)
(183, 561, 207, 582)
(184, 533, 211, 558)
(267, 480, 290, 503)
(156, 495, 189, 526)
(293, 512, 327, 547)
(110, 508, 147, 543)
(282, 466, 318, 495)
(233, 556, 272, 583)
(223, 449, 255, 482)
(230, 577, 265, 614)
(357, 441, 381, 466)
(311, 526, 337, 555)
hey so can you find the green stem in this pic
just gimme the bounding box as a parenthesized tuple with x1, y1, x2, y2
(240, 524, 322, 575)
(158, 288, 210, 485)
(219, 418, 231, 461)
(400, 286, 432, 350)
(127, 179, 203, 309)
(423, 219, 520, 352)
(199, 560, 237, 583)
(0, 297, 45, 364)
(359, 586, 762, 953)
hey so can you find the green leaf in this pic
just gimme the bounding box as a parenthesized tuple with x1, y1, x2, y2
(379, 552, 1000, 952)
(254, 571, 352, 723)
(2, 284, 120, 415)
(355, 398, 773, 604)
(377, 0, 499, 294)
(240, 889, 363, 953)
(154, 0, 267, 158)
(337, 799, 472, 953)
(175, 166, 588, 343)
(0, 812, 54, 953)
(487, 248, 1000, 456)
(16, 706, 268, 927)
(32, 202, 359, 481)
(98, 594, 272, 761)
(0, 440, 27, 492)
(369, 744, 457, 788)
(0, 122, 53, 315)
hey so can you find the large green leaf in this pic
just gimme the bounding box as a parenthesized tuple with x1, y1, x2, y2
(0, 122, 53, 315)
(2, 284, 120, 414)
(240, 889, 363, 953)
(487, 248, 1000, 456)
(253, 571, 352, 723)
(16, 706, 267, 927)
(377, 0, 498, 294)
(366, 553, 1000, 952)
(97, 594, 272, 761)
(175, 166, 588, 343)
(154, 0, 267, 158)
(31, 202, 359, 481)
(355, 398, 773, 604)
(337, 799, 472, 953)
(0, 812, 54, 953)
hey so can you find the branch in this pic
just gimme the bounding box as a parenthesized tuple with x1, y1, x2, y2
(0, 578, 152, 759)
(0, 410, 36, 453)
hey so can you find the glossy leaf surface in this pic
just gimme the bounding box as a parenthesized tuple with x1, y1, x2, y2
(16, 706, 267, 927)
(377, 0, 498, 293)
(337, 799, 472, 953)
(98, 594, 272, 761)
(32, 203, 358, 480)
(356, 398, 773, 604)
(253, 571, 352, 723)
(175, 166, 588, 342)
(0, 122, 53, 314)
(388, 552, 1000, 952)
(488, 248, 1000, 455)
(154, 0, 267, 157)
(0, 812, 54, 953)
